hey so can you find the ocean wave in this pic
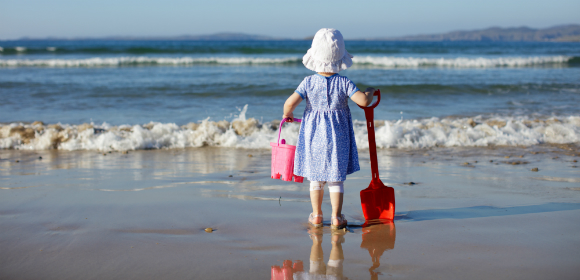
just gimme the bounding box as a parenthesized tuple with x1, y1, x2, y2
(0, 45, 306, 55)
(0, 56, 302, 67)
(1, 106, 579, 151)
(352, 55, 572, 68)
(0, 55, 573, 68)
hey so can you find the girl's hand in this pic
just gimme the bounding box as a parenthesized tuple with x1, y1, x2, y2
(283, 112, 294, 122)
(351, 88, 377, 107)
(366, 87, 377, 95)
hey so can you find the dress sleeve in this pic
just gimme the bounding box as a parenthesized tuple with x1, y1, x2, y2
(295, 78, 307, 100)
(346, 78, 359, 98)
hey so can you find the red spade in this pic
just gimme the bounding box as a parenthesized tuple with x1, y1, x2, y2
(358, 89, 395, 221)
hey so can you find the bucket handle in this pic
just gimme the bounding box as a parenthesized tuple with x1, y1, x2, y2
(277, 118, 301, 145)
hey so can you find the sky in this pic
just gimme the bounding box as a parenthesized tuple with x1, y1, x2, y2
(1, 0, 579, 40)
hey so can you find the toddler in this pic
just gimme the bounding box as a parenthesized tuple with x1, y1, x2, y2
(283, 28, 377, 229)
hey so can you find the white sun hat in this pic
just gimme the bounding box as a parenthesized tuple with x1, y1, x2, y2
(302, 28, 353, 73)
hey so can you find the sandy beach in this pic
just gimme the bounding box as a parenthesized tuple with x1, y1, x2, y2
(2, 2, 580, 279)
(1, 145, 579, 279)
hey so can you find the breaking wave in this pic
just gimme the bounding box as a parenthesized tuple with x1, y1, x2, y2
(0, 55, 573, 68)
(352, 55, 572, 68)
(0, 56, 302, 67)
(1, 106, 579, 151)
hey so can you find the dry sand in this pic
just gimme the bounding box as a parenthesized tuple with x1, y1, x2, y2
(1, 146, 579, 279)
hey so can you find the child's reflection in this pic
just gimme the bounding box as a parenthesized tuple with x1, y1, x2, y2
(307, 227, 346, 279)
(271, 228, 346, 280)
(271, 222, 396, 280)
(308, 227, 326, 275)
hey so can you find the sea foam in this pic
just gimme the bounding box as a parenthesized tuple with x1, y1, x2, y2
(0, 56, 301, 67)
(0, 55, 572, 68)
(352, 55, 571, 68)
(1, 108, 578, 151)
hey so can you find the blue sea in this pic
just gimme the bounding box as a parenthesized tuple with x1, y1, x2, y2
(0, 40, 579, 150)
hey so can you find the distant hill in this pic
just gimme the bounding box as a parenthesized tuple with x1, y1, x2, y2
(375, 24, 580, 42)
(13, 25, 580, 42)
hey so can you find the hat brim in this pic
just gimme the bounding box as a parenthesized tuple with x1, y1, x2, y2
(302, 49, 353, 73)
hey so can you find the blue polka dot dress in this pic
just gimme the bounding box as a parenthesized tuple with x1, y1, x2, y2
(293, 73, 360, 182)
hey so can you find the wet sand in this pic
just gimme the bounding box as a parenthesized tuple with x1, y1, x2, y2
(1, 146, 579, 279)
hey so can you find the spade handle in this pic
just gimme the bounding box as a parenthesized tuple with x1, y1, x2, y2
(358, 89, 381, 185)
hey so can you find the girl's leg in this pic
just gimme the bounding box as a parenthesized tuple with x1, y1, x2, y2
(328, 181, 346, 226)
(309, 229, 325, 274)
(327, 233, 345, 278)
(310, 181, 325, 224)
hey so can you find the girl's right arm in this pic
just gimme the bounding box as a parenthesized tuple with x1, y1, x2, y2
(350, 87, 377, 107)
(282, 92, 303, 122)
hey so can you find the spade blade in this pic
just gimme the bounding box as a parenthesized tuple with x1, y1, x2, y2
(360, 178, 395, 221)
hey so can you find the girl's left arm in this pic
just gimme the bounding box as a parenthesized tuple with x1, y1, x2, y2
(282, 92, 303, 122)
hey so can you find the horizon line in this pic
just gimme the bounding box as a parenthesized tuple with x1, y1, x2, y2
(1, 23, 579, 41)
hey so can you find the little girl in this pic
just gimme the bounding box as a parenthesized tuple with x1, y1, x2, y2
(283, 28, 376, 229)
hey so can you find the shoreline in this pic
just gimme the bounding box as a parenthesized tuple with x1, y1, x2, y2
(1, 146, 579, 279)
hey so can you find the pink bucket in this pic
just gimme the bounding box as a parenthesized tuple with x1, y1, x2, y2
(270, 118, 304, 183)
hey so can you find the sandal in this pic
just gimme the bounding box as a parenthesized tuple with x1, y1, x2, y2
(308, 227, 323, 242)
(331, 214, 347, 230)
(330, 229, 346, 243)
(308, 213, 323, 228)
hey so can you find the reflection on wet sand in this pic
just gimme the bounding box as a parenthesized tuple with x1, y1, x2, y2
(0, 185, 43, 190)
(97, 180, 235, 192)
(361, 222, 396, 279)
(271, 222, 396, 280)
(271, 260, 304, 280)
(0, 147, 261, 176)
